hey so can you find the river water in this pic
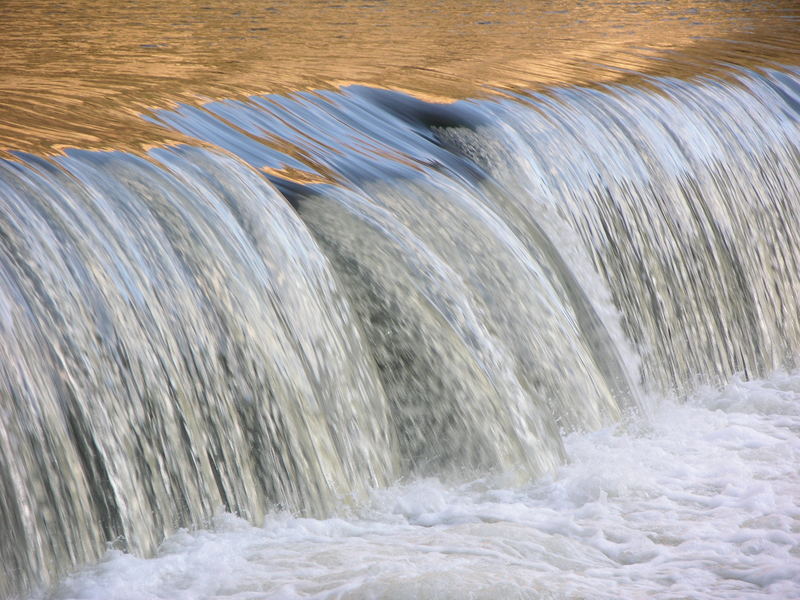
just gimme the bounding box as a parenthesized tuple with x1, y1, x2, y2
(1, 1, 799, 598)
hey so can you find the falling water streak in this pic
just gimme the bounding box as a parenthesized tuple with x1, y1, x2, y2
(0, 149, 394, 595)
(437, 65, 800, 394)
(1, 64, 800, 597)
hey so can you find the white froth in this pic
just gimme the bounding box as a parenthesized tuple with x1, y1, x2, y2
(47, 373, 800, 600)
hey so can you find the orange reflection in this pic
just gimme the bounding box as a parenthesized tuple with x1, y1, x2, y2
(1, 0, 799, 157)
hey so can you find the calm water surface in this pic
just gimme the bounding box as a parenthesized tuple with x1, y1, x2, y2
(1, 0, 799, 155)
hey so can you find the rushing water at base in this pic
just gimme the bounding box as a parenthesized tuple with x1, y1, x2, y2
(2, 2, 800, 598)
(46, 372, 800, 600)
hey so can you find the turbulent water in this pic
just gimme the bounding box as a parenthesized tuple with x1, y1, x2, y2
(47, 374, 800, 600)
(2, 2, 800, 598)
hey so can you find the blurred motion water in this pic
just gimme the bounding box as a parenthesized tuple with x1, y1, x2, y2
(1, 1, 800, 598)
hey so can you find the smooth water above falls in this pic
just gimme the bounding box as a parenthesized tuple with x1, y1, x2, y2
(2, 2, 800, 598)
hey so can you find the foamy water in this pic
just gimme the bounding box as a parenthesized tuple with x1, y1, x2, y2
(46, 373, 800, 600)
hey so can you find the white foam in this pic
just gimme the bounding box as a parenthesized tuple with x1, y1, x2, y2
(47, 373, 800, 600)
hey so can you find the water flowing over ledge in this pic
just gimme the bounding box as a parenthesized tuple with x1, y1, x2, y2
(2, 62, 800, 597)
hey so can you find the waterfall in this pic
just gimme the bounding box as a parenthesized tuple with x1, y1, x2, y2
(2, 64, 800, 596)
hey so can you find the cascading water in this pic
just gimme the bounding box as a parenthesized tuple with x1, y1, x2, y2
(0, 147, 397, 591)
(2, 2, 800, 598)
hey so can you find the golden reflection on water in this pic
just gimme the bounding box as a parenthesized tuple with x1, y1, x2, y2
(1, 0, 799, 156)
